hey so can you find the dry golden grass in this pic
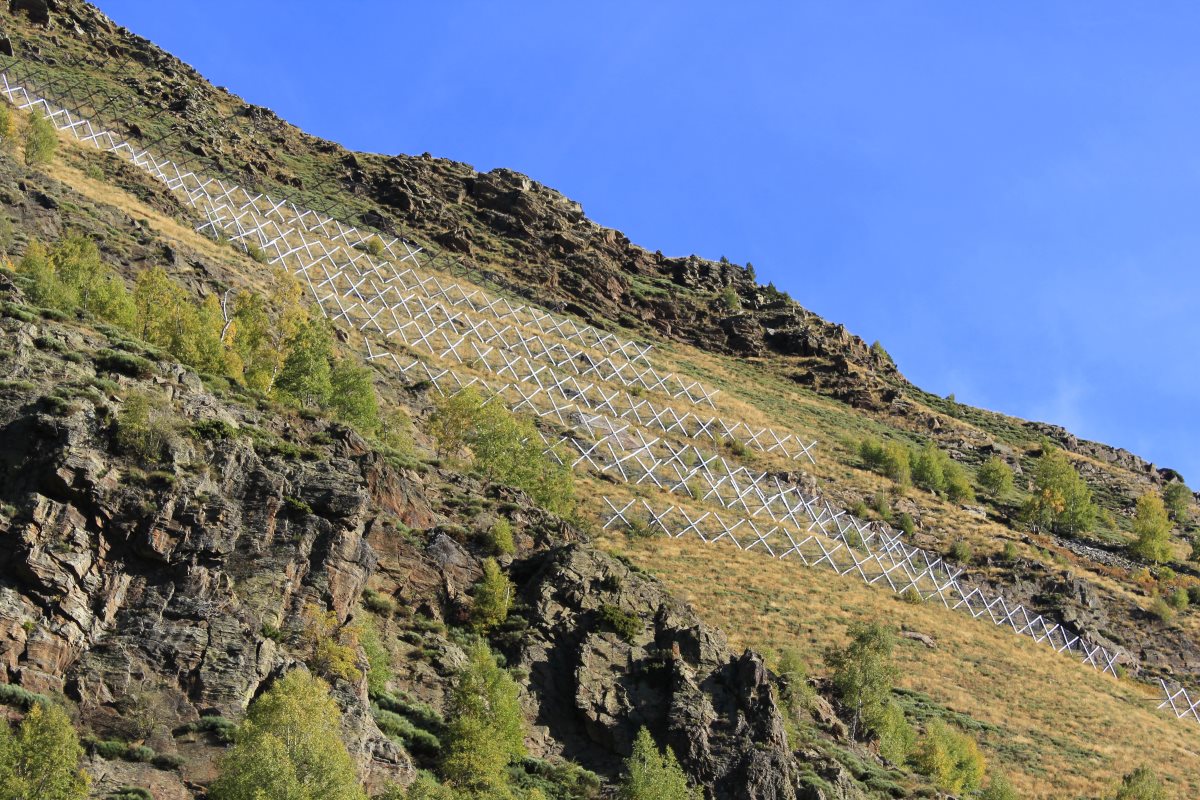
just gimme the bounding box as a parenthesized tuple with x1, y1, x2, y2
(600, 530, 1200, 799)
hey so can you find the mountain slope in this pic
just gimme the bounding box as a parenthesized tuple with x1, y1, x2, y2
(0, 2, 1198, 799)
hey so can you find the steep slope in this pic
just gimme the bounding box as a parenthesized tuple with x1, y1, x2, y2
(0, 2, 1197, 799)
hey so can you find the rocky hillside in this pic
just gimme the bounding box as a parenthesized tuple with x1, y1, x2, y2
(0, 272, 902, 799)
(0, 2, 1198, 798)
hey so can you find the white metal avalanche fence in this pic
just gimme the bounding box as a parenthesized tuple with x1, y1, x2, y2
(3, 59, 1195, 726)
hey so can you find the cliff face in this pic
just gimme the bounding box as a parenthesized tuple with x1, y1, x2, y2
(0, 275, 877, 798)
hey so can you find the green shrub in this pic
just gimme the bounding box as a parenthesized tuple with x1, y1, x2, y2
(1130, 492, 1173, 564)
(0, 103, 13, 149)
(1002, 541, 1019, 561)
(328, 358, 379, 431)
(858, 438, 911, 487)
(191, 418, 236, 441)
(176, 715, 236, 744)
(1112, 765, 1168, 800)
(776, 648, 816, 719)
(1169, 588, 1189, 611)
(910, 443, 946, 494)
(108, 789, 154, 800)
(870, 492, 892, 523)
(913, 720, 986, 795)
(511, 756, 602, 800)
(23, 113, 57, 167)
(867, 700, 915, 764)
(362, 588, 398, 617)
(944, 461, 975, 503)
(979, 773, 1018, 800)
(115, 391, 175, 463)
(372, 707, 441, 758)
(897, 512, 915, 535)
(360, 616, 392, 696)
(487, 517, 517, 556)
(948, 540, 973, 564)
(719, 285, 741, 312)
(620, 727, 696, 800)
(978, 456, 1014, 499)
(1149, 596, 1174, 624)
(598, 604, 642, 643)
(96, 348, 154, 378)
(0, 682, 51, 710)
(431, 388, 575, 515)
(472, 559, 514, 632)
(900, 588, 924, 605)
(125, 745, 155, 762)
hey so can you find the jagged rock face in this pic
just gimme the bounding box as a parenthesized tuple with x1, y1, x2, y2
(510, 545, 856, 800)
(0, 307, 411, 793)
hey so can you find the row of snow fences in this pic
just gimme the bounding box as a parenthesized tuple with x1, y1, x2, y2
(9, 60, 1200, 727)
(2, 68, 827, 462)
(0, 51, 649, 362)
(1159, 680, 1200, 724)
(601, 497, 1122, 676)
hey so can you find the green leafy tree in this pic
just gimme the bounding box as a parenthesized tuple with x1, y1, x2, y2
(329, 359, 380, 431)
(471, 558, 513, 632)
(1111, 765, 1168, 800)
(978, 456, 1014, 499)
(943, 460, 975, 503)
(1163, 481, 1192, 523)
(869, 700, 915, 764)
(776, 648, 815, 720)
(185, 292, 230, 375)
(430, 388, 484, 460)
(23, 114, 56, 167)
(619, 727, 695, 800)
(275, 317, 334, 407)
(0, 701, 90, 800)
(910, 443, 946, 494)
(16, 239, 74, 311)
(913, 720, 986, 795)
(229, 274, 307, 394)
(17, 235, 135, 326)
(209, 670, 365, 800)
(1024, 446, 1096, 535)
(133, 267, 190, 354)
(858, 439, 911, 488)
(302, 605, 362, 684)
(442, 643, 526, 793)
(430, 389, 575, 515)
(488, 517, 516, 556)
(825, 623, 902, 743)
(1130, 492, 1173, 564)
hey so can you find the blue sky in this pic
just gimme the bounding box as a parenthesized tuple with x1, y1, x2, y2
(95, 2, 1199, 483)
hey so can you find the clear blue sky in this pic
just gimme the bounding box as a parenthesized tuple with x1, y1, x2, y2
(94, 1, 1199, 484)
